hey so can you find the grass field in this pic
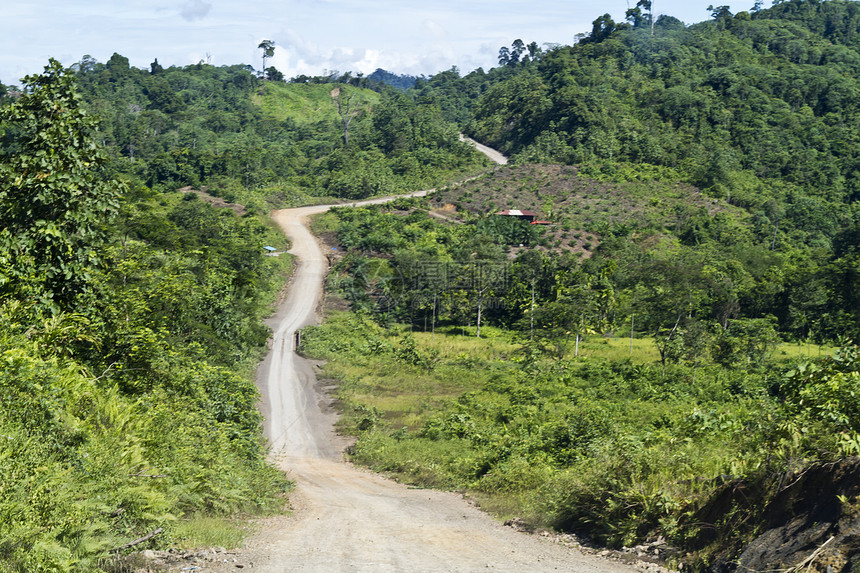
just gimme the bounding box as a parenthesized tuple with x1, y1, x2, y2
(253, 82, 381, 124)
(397, 322, 831, 365)
(306, 311, 833, 440)
(300, 309, 850, 564)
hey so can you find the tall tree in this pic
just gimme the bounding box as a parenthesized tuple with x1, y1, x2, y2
(331, 86, 359, 147)
(586, 14, 624, 43)
(527, 41, 542, 62)
(510, 39, 525, 64)
(626, 0, 654, 31)
(258, 40, 275, 74)
(498, 46, 511, 66)
(265, 66, 284, 82)
(0, 59, 121, 311)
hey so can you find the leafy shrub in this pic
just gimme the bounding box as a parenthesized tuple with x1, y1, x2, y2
(781, 345, 860, 432)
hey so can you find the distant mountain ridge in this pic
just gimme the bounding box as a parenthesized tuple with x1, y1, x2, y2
(367, 68, 418, 91)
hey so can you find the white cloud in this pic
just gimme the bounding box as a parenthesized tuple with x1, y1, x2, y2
(421, 19, 449, 42)
(0, 0, 757, 83)
(181, 0, 212, 21)
(354, 49, 380, 74)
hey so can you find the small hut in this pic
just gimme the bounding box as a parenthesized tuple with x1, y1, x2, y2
(493, 209, 537, 222)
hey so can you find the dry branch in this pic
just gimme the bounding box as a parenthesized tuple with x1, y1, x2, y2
(111, 527, 163, 553)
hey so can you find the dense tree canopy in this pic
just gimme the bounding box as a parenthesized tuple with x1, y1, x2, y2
(0, 60, 290, 572)
(463, 0, 860, 211)
(0, 59, 121, 311)
(65, 57, 484, 205)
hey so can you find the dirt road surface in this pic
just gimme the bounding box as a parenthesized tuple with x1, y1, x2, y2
(460, 134, 508, 165)
(207, 145, 639, 571)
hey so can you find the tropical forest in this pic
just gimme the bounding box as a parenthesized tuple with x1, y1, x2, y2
(3, 0, 860, 570)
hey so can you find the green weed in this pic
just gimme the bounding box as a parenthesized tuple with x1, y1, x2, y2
(302, 310, 847, 562)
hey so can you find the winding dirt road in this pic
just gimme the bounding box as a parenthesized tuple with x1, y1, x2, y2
(209, 147, 639, 571)
(459, 134, 508, 165)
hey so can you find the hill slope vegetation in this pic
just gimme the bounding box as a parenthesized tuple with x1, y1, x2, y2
(4, 0, 860, 570)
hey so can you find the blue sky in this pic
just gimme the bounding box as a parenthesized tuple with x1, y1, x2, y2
(1, 1, 754, 85)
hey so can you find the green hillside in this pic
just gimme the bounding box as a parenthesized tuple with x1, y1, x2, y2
(409, 0, 860, 344)
(5, 0, 860, 570)
(0, 61, 295, 572)
(252, 81, 380, 124)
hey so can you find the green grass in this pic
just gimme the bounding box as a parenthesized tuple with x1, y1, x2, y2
(169, 515, 258, 550)
(309, 317, 833, 439)
(574, 335, 661, 362)
(253, 82, 381, 124)
(309, 210, 340, 235)
(569, 335, 831, 364)
(301, 309, 846, 562)
(776, 340, 835, 360)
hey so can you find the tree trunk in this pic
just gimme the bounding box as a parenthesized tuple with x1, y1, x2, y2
(332, 88, 356, 147)
(530, 281, 535, 341)
(630, 313, 634, 355)
(432, 293, 437, 340)
(771, 218, 779, 250)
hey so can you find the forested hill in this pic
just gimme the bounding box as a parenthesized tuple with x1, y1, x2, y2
(405, 0, 860, 343)
(367, 68, 418, 90)
(64, 55, 485, 208)
(461, 0, 860, 207)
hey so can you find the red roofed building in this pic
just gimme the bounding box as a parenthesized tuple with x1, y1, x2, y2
(494, 209, 537, 222)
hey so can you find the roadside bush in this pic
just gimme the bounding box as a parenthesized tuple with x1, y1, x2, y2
(781, 345, 860, 433)
(0, 321, 288, 572)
